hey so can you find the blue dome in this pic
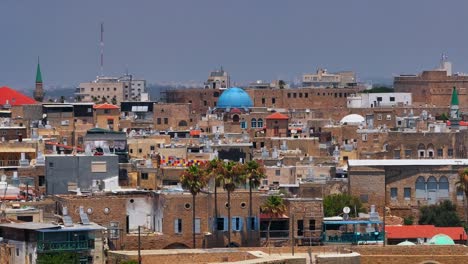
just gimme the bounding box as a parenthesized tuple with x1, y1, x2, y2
(217, 87, 253, 109)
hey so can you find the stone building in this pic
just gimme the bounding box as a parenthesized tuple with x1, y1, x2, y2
(54, 190, 262, 249)
(394, 70, 467, 110)
(93, 103, 120, 131)
(348, 159, 468, 218)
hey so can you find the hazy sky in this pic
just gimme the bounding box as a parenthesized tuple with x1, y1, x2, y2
(1, 0, 468, 90)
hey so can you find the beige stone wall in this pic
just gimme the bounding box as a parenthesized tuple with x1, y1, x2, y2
(153, 103, 197, 131)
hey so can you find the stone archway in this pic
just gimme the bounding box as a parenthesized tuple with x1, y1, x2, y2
(163, 243, 190, 249)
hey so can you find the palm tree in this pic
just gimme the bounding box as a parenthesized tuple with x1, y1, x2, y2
(220, 161, 245, 247)
(261, 195, 286, 246)
(244, 160, 266, 238)
(456, 168, 468, 224)
(203, 159, 224, 219)
(180, 165, 208, 248)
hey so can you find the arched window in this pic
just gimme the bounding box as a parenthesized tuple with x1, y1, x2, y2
(427, 144, 435, 158)
(438, 176, 449, 199)
(257, 118, 264, 128)
(232, 115, 240, 123)
(178, 120, 188, 127)
(415, 176, 426, 199)
(418, 143, 426, 158)
(251, 118, 257, 128)
(427, 176, 438, 204)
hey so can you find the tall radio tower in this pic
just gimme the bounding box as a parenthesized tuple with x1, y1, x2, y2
(100, 22, 104, 77)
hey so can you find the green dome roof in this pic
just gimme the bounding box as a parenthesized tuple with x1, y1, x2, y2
(428, 234, 455, 245)
(397, 240, 416, 246)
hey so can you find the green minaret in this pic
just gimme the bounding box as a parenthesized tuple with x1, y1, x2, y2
(449, 87, 460, 129)
(33, 57, 44, 102)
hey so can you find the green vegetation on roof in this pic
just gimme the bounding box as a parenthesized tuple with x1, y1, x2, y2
(360, 86, 394, 93)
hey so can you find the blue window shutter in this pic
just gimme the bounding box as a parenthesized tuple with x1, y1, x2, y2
(254, 217, 259, 231)
(195, 218, 201, 234)
(232, 217, 236, 231)
(174, 219, 179, 234)
(239, 217, 244, 231)
(223, 217, 228, 231)
(247, 217, 252, 230)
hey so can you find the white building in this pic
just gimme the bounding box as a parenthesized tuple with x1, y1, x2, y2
(347, 93, 412, 108)
(76, 75, 148, 104)
(302, 68, 356, 88)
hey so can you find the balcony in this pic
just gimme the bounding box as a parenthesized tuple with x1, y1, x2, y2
(0, 160, 19, 167)
(37, 240, 94, 253)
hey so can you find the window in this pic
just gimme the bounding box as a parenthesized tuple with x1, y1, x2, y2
(164, 118, 168, 124)
(261, 98, 265, 104)
(377, 114, 382, 120)
(251, 118, 257, 128)
(114, 87, 117, 91)
(297, 219, 304, 236)
(275, 170, 281, 176)
(174, 219, 182, 234)
(362, 134, 368, 141)
(360, 194, 369, 203)
(247, 217, 257, 230)
(457, 189, 464, 201)
(16, 248, 19, 256)
(216, 217, 226, 231)
(390, 97, 395, 102)
(305, 93, 308, 98)
(232, 217, 242, 231)
(157, 118, 161, 125)
(91, 161, 107, 173)
(394, 150, 401, 159)
(150, 145, 155, 151)
(107, 87, 110, 91)
(448, 148, 454, 158)
(272, 98, 276, 104)
(49, 162, 54, 168)
(178, 120, 188, 127)
(262, 179, 268, 185)
(390, 188, 397, 200)
(309, 219, 316, 230)
(287, 93, 291, 98)
(39, 176, 45, 186)
(437, 149, 443, 157)
(141, 173, 148, 180)
(377, 97, 383, 102)
(293, 93, 297, 98)
(257, 119, 263, 128)
(438, 176, 449, 199)
(299, 93, 303, 98)
(91, 88, 94, 91)
(203, 101, 207, 106)
(415, 177, 426, 199)
(386, 115, 392, 120)
(240, 120, 247, 129)
(404, 188, 411, 200)
(405, 149, 412, 158)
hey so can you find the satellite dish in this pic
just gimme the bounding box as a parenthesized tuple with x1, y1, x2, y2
(343, 206, 351, 214)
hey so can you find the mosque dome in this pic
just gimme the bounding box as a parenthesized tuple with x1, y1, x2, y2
(340, 114, 365, 125)
(217, 87, 253, 109)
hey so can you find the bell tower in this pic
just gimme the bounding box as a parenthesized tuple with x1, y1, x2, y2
(33, 57, 44, 102)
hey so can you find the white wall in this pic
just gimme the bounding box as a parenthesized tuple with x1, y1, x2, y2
(347, 93, 412, 108)
(126, 197, 156, 232)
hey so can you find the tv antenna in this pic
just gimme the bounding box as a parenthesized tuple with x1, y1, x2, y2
(100, 22, 104, 76)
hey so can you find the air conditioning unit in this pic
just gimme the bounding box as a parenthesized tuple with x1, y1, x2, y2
(61, 120, 70, 126)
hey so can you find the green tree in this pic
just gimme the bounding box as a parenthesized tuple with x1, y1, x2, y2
(111, 96, 117, 105)
(203, 158, 224, 219)
(261, 195, 287, 245)
(243, 160, 266, 243)
(60, 96, 65, 103)
(436, 113, 449, 121)
(456, 168, 468, 224)
(180, 164, 208, 248)
(419, 200, 462, 227)
(403, 215, 414, 225)
(220, 160, 245, 246)
(323, 193, 365, 218)
(278, 80, 286, 89)
(37, 252, 76, 264)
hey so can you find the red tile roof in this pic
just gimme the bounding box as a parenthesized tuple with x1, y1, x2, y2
(385, 225, 467, 240)
(93, 103, 119, 109)
(266, 112, 289, 120)
(0, 86, 37, 106)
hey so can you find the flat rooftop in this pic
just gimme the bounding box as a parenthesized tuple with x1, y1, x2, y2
(348, 159, 468, 166)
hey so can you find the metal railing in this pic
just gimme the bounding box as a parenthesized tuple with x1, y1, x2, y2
(323, 232, 384, 244)
(0, 160, 19, 167)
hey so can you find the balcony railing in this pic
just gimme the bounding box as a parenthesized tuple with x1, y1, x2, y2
(37, 240, 93, 252)
(0, 160, 19, 167)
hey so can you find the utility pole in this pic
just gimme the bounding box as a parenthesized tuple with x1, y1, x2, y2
(138, 226, 142, 264)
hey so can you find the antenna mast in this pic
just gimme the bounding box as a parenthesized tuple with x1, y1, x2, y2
(100, 22, 104, 77)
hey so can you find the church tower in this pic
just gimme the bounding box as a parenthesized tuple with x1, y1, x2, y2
(449, 86, 460, 129)
(33, 58, 44, 102)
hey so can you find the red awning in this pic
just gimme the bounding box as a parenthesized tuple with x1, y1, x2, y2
(260, 213, 289, 219)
